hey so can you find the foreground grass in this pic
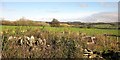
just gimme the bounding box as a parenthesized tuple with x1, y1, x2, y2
(1, 25, 120, 58)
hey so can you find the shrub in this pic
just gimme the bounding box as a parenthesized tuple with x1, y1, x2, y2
(50, 18, 60, 27)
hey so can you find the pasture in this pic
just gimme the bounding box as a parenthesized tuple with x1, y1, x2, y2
(1, 25, 120, 58)
(1, 26, 119, 36)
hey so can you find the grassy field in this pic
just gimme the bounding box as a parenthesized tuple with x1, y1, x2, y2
(1, 25, 119, 36)
(1, 25, 120, 58)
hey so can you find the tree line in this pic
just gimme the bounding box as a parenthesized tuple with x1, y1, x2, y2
(1, 18, 119, 29)
(1, 18, 49, 26)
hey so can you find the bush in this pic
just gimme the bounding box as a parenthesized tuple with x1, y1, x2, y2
(50, 18, 60, 27)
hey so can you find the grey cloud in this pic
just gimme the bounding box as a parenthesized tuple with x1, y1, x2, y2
(99, 2, 118, 7)
(81, 12, 118, 23)
(79, 3, 88, 8)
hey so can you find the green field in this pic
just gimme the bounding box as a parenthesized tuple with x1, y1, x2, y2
(1, 25, 119, 36)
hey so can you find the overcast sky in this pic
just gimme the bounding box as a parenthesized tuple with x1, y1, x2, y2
(0, 0, 119, 22)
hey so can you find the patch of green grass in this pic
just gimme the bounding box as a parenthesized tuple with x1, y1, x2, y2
(2, 25, 119, 36)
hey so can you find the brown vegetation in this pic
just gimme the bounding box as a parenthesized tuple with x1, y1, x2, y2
(1, 28, 120, 58)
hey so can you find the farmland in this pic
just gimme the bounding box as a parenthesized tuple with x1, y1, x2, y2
(1, 26, 119, 36)
(1, 25, 120, 59)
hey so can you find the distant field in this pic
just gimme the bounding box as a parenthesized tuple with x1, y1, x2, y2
(93, 24, 118, 28)
(1, 25, 119, 36)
